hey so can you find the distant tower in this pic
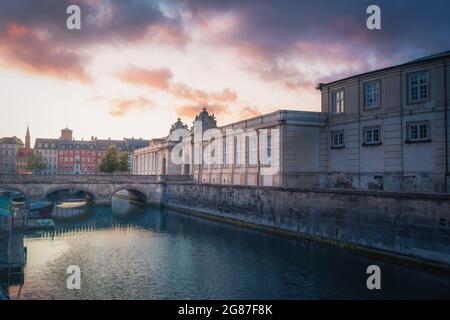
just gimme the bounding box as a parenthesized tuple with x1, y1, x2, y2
(60, 126, 73, 140)
(25, 125, 31, 149)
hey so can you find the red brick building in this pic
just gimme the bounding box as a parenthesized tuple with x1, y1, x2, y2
(58, 127, 97, 174)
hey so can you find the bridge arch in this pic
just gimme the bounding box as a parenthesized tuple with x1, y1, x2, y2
(44, 186, 98, 202)
(0, 185, 29, 200)
(111, 185, 148, 203)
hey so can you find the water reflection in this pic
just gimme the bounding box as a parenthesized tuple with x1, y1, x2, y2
(1, 197, 450, 300)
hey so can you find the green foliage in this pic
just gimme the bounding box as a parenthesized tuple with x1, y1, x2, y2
(118, 152, 129, 172)
(99, 145, 120, 173)
(27, 153, 48, 172)
(99, 145, 129, 173)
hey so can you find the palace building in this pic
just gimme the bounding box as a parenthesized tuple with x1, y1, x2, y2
(317, 50, 450, 193)
(134, 51, 450, 193)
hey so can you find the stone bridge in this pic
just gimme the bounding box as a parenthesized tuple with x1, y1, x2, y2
(0, 174, 189, 205)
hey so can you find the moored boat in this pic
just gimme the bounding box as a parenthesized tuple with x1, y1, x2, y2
(56, 201, 87, 209)
(28, 201, 54, 217)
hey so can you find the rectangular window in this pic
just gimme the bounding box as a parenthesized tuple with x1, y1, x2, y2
(407, 122, 430, 142)
(408, 71, 429, 102)
(223, 142, 228, 165)
(363, 126, 381, 145)
(235, 137, 241, 166)
(248, 136, 257, 165)
(364, 80, 380, 109)
(332, 89, 345, 115)
(267, 133, 272, 164)
(331, 130, 345, 148)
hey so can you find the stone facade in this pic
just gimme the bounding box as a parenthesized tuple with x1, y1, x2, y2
(317, 51, 450, 193)
(0, 174, 163, 205)
(133, 51, 450, 193)
(134, 109, 327, 188)
(162, 182, 450, 267)
(133, 118, 189, 176)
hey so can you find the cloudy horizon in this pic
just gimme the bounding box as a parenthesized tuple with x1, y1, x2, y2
(1, 0, 449, 144)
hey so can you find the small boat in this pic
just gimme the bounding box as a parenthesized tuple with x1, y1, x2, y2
(26, 219, 55, 230)
(28, 201, 54, 217)
(56, 201, 87, 209)
(11, 192, 26, 203)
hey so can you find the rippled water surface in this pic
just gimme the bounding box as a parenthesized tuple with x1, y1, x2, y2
(2, 197, 450, 299)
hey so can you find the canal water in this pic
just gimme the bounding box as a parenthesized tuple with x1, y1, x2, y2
(1, 197, 450, 299)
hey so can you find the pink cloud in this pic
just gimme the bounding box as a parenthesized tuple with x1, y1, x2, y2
(0, 23, 91, 83)
(116, 65, 173, 90)
(117, 65, 238, 107)
(176, 104, 230, 119)
(109, 96, 155, 117)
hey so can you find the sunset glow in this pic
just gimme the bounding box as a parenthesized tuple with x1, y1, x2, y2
(1, 0, 449, 142)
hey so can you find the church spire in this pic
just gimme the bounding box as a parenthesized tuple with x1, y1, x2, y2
(25, 125, 31, 149)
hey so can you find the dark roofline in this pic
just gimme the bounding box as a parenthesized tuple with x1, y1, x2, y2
(0, 136, 24, 145)
(316, 50, 450, 90)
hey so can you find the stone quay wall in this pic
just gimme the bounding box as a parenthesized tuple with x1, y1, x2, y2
(161, 182, 450, 268)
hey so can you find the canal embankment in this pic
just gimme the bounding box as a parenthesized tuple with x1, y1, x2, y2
(161, 182, 450, 271)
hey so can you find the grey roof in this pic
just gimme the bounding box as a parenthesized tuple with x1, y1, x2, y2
(34, 138, 59, 149)
(59, 139, 96, 150)
(317, 50, 450, 89)
(96, 139, 127, 151)
(124, 138, 150, 151)
(0, 136, 24, 145)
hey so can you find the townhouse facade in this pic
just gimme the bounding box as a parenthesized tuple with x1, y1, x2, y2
(34, 138, 59, 174)
(0, 137, 23, 174)
(1, 126, 150, 174)
(58, 139, 97, 175)
(133, 51, 450, 193)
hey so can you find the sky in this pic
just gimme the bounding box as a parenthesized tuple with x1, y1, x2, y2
(0, 0, 449, 144)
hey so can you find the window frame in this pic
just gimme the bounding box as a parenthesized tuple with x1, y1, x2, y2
(223, 141, 228, 166)
(407, 70, 430, 104)
(331, 89, 345, 115)
(248, 135, 257, 166)
(266, 133, 272, 165)
(331, 130, 345, 149)
(363, 80, 381, 110)
(234, 136, 242, 166)
(362, 126, 382, 146)
(406, 121, 431, 143)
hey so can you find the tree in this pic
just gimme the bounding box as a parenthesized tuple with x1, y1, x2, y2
(27, 153, 48, 173)
(99, 145, 120, 173)
(118, 153, 129, 172)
